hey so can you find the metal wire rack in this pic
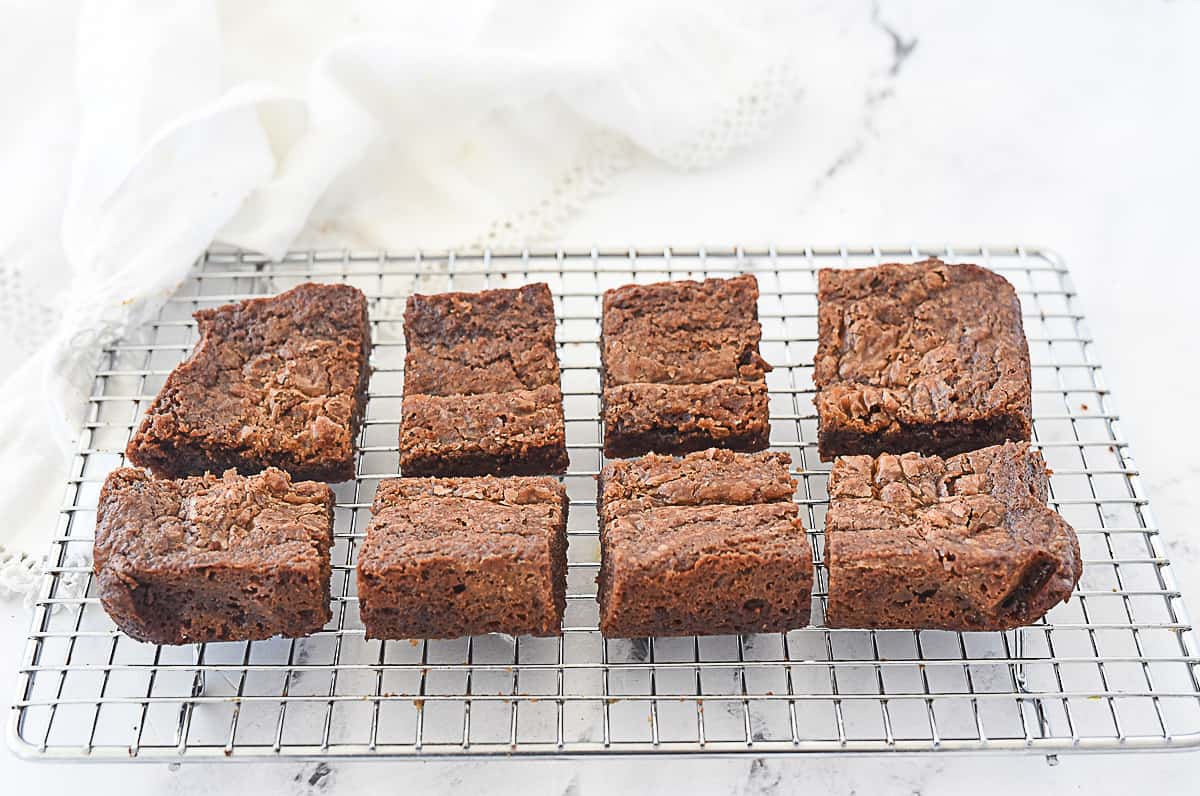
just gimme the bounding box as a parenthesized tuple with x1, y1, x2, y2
(10, 245, 1200, 761)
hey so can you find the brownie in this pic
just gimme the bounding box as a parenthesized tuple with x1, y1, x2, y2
(126, 282, 371, 482)
(824, 441, 1081, 630)
(601, 274, 772, 458)
(814, 258, 1032, 461)
(597, 449, 812, 637)
(357, 476, 568, 639)
(399, 386, 567, 476)
(399, 284, 568, 476)
(94, 467, 334, 645)
(602, 380, 770, 458)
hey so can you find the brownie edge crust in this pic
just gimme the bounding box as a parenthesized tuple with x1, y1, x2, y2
(825, 442, 1081, 631)
(94, 467, 334, 645)
(814, 259, 1032, 461)
(126, 282, 372, 482)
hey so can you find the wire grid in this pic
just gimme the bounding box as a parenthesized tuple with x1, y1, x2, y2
(9, 245, 1200, 762)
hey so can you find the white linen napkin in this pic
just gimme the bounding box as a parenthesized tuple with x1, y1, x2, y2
(0, 0, 894, 597)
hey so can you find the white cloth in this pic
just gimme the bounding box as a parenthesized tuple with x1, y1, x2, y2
(0, 0, 894, 597)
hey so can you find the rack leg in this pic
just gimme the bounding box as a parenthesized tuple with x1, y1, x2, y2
(1011, 628, 1053, 743)
(191, 643, 207, 695)
(1012, 628, 1026, 686)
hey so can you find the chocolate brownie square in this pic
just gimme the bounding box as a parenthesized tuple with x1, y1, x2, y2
(601, 274, 772, 458)
(824, 442, 1081, 630)
(399, 283, 568, 476)
(598, 449, 811, 637)
(127, 282, 371, 482)
(357, 476, 568, 639)
(94, 467, 334, 645)
(814, 258, 1032, 460)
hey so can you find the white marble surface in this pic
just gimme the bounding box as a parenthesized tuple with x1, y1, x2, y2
(5, 1, 1200, 793)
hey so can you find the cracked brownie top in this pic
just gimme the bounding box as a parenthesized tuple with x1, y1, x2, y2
(827, 441, 1049, 519)
(601, 274, 771, 387)
(402, 283, 560, 396)
(125, 282, 371, 481)
(600, 448, 795, 524)
(815, 258, 1031, 431)
(826, 441, 1081, 625)
(360, 475, 566, 566)
(95, 467, 333, 572)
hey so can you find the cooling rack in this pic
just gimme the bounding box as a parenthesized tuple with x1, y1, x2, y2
(10, 245, 1200, 762)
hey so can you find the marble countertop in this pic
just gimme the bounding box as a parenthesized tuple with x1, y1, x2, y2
(4, 2, 1199, 793)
